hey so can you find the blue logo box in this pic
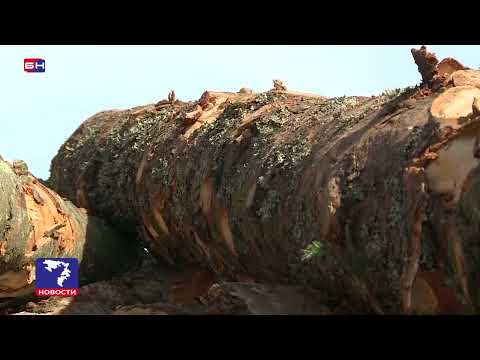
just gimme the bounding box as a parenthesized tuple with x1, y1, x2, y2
(35, 258, 79, 290)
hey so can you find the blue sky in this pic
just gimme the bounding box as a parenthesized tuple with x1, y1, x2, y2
(0, 45, 479, 179)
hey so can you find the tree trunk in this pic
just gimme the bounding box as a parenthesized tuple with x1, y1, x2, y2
(48, 47, 480, 314)
(0, 157, 140, 298)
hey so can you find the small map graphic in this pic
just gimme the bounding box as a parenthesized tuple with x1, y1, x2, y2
(42, 260, 72, 287)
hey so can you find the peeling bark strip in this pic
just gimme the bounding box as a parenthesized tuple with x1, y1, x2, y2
(0, 157, 140, 298)
(49, 48, 480, 313)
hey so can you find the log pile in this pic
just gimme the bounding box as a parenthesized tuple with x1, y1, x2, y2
(4, 46, 477, 314)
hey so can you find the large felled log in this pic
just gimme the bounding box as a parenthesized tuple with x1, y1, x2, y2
(0, 157, 140, 298)
(49, 47, 480, 314)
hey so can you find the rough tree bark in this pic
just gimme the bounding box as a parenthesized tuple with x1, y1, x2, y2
(48, 47, 480, 314)
(0, 157, 140, 298)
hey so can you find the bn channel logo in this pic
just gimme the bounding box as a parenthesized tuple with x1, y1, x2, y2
(24, 58, 45, 73)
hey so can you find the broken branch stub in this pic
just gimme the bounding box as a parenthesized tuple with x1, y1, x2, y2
(411, 46, 439, 84)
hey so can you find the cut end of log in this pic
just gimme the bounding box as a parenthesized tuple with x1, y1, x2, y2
(451, 69, 480, 89)
(425, 127, 480, 202)
(436, 58, 466, 78)
(430, 86, 480, 129)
